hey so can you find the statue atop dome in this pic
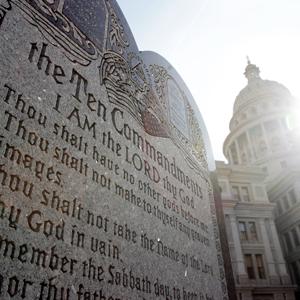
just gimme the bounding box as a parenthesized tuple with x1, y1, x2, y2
(244, 57, 261, 82)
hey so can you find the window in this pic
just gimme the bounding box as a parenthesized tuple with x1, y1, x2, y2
(239, 222, 248, 241)
(245, 254, 255, 279)
(264, 120, 281, 153)
(289, 189, 297, 205)
(255, 254, 266, 279)
(271, 137, 281, 149)
(281, 117, 288, 131)
(232, 186, 241, 201)
(291, 228, 300, 247)
(291, 262, 300, 284)
(255, 186, 265, 197)
(232, 185, 251, 202)
(219, 181, 227, 193)
(237, 133, 251, 163)
(250, 107, 257, 115)
(280, 160, 287, 169)
(265, 120, 279, 132)
(249, 125, 263, 157)
(277, 201, 283, 215)
(239, 221, 259, 242)
(249, 222, 258, 241)
(244, 254, 267, 280)
(241, 187, 250, 202)
(282, 196, 290, 210)
(285, 232, 293, 250)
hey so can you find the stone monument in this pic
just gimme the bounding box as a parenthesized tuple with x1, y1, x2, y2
(0, 1, 230, 299)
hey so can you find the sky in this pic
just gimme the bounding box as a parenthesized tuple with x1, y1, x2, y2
(117, 0, 300, 161)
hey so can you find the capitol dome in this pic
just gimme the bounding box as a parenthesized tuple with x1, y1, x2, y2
(224, 60, 298, 175)
(234, 80, 291, 114)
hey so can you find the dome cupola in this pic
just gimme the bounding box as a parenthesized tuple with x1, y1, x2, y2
(244, 57, 261, 82)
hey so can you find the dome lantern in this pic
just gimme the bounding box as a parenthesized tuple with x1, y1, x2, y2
(244, 57, 261, 82)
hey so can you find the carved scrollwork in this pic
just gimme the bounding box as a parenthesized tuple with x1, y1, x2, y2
(12, 0, 101, 65)
(148, 64, 209, 173)
(105, 0, 129, 55)
(0, 0, 11, 10)
(187, 105, 208, 169)
(128, 53, 169, 136)
(149, 64, 169, 110)
(0, 0, 11, 28)
(100, 51, 145, 125)
(100, 51, 169, 138)
(0, 0, 11, 11)
(31, 0, 57, 18)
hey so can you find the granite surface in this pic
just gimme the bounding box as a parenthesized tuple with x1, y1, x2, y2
(0, 1, 229, 299)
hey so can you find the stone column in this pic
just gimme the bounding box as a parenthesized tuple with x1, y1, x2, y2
(234, 140, 241, 164)
(246, 130, 255, 162)
(229, 215, 248, 283)
(259, 218, 278, 282)
(260, 122, 270, 153)
(269, 220, 291, 283)
(228, 148, 234, 165)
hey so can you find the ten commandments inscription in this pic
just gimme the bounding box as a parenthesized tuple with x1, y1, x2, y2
(0, 1, 229, 299)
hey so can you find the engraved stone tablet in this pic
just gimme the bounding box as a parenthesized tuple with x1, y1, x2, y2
(0, 1, 229, 299)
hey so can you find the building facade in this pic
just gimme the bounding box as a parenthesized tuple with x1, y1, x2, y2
(217, 60, 300, 299)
